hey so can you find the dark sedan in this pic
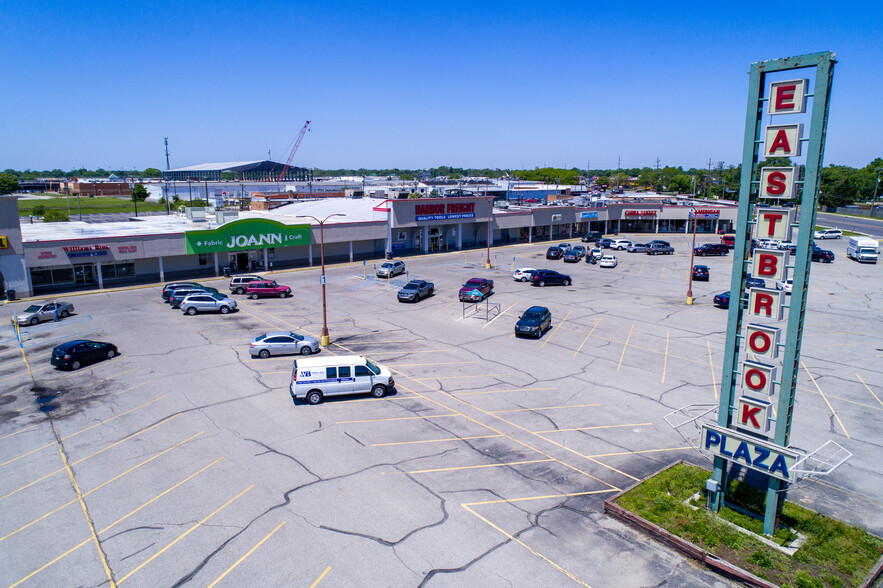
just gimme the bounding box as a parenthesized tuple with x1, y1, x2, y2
(51, 340, 118, 370)
(397, 280, 434, 302)
(713, 292, 730, 308)
(562, 250, 582, 263)
(530, 270, 571, 287)
(746, 276, 766, 289)
(692, 265, 709, 281)
(597, 238, 614, 248)
(545, 247, 562, 259)
(811, 247, 835, 263)
(515, 306, 552, 338)
(168, 287, 220, 308)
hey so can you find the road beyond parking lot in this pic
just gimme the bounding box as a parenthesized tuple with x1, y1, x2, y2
(1, 234, 881, 587)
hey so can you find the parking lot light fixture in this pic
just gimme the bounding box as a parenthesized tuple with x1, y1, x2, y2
(687, 206, 697, 305)
(297, 213, 346, 346)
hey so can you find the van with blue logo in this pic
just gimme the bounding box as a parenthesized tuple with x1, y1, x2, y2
(289, 355, 395, 405)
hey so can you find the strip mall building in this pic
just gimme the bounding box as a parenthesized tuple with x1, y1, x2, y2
(0, 195, 736, 298)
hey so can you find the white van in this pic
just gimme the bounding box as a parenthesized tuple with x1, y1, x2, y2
(846, 237, 879, 263)
(289, 355, 395, 404)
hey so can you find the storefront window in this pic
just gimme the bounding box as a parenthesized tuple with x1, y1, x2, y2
(101, 263, 135, 280)
(30, 267, 75, 286)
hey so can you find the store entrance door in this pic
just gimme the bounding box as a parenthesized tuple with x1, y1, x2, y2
(234, 252, 249, 271)
(73, 264, 95, 286)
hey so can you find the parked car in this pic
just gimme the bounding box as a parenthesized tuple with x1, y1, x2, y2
(610, 239, 631, 250)
(51, 340, 118, 370)
(814, 228, 843, 240)
(546, 246, 562, 260)
(162, 283, 206, 302)
(746, 276, 766, 289)
(168, 287, 220, 308)
(557, 243, 572, 253)
(776, 278, 793, 294)
(570, 245, 587, 258)
(249, 331, 319, 358)
(563, 249, 582, 263)
(514, 306, 552, 338)
(586, 248, 603, 262)
(181, 293, 238, 315)
(811, 246, 835, 263)
(289, 355, 395, 404)
(757, 239, 778, 250)
(713, 291, 731, 308)
(597, 238, 614, 248)
(376, 260, 405, 278)
(229, 275, 264, 294)
(530, 270, 571, 287)
(721, 235, 736, 248)
(16, 301, 75, 326)
(693, 243, 729, 256)
(647, 243, 674, 255)
(599, 255, 618, 268)
(777, 240, 795, 250)
(513, 267, 537, 282)
(246, 280, 292, 299)
(459, 278, 494, 302)
(581, 231, 603, 243)
(692, 265, 709, 281)
(397, 280, 434, 302)
(627, 242, 649, 253)
(648, 240, 671, 247)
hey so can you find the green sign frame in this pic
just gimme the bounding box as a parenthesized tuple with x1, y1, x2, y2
(184, 218, 311, 254)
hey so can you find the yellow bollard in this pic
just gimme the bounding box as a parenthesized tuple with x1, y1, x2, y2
(687, 296, 694, 305)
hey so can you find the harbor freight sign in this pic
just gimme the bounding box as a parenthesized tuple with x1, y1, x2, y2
(701, 424, 798, 483)
(185, 219, 311, 254)
(415, 202, 476, 221)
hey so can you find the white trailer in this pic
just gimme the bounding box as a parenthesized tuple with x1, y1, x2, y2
(847, 237, 878, 263)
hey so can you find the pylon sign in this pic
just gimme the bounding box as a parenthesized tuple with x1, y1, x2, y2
(702, 52, 836, 536)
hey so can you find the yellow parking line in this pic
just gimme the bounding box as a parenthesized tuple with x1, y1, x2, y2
(661, 331, 669, 383)
(369, 349, 448, 354)
(812, 480, 883, 508)
(118, 485, 254, 584)
(637, 262, 645, 275)
(385, 459, 554, 475)
(309, 566, 332, 588)
(532, 422, 652, 434)
(337, 413, 460, 425)
(431, 301, 457, 316)
(8, 458, 224, 588)
(414, 372, 516, 381)
(465, 488, 616, 507)
(453, 387, 556, 397)
(387, 361, 480, 367)
(482, 300, 520, 329)
(489, 404, 599, 414)
(707, 340, 718, 400)
(207, 521, 287, 588)
(0, 424, 38, 442)
(371, 434, 503, 447)
(1, 395, 165, 468)
(822, 341, 883, 347)
(340, 339, 422, 345)
(587, 446, 693, 458)
(0, 413, 180, 502)
(541, 309, 572, 349)
(856, 374, 883, 408)
(802, 362, 849, 439)
(616, 324, 634, 371)
(572, 317, 600, 357)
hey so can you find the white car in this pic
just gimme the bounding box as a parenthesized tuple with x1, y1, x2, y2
(757, 239, 779, 249)
(777, 240, 795, 250)
(610, 239, 632, 250)
(776, 278, 793, 294)
(814, 228, 843, 240)
(599, 255, 618, 268)
(513, 267, 537, 282)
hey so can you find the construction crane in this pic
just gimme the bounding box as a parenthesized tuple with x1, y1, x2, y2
(278, 120, 311, 181)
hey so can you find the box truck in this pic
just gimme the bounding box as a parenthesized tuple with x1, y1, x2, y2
(847, 237, 878, 263)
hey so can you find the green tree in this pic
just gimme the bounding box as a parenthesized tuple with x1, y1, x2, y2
(668, 174, 691, 193)
(43, 210, 69, 222)
(0, 172, 20, 194)
(142, 167, 162, 178)
(820, 177, 859, 208)
(32, 205, 47, 216)
(131, 184, 150, 202)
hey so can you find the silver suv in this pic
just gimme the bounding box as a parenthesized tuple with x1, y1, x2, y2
(181, 293, 238, 315)
(229, 275, 263, 294)
(376, 260, 405, 278)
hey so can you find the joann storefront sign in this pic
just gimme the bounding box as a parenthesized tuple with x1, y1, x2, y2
(185, 219, 311, 254)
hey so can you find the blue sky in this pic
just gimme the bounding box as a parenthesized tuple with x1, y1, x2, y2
(2, 0, 881, 172)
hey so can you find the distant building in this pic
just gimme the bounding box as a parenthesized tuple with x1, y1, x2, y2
(162, 160, 312, 182)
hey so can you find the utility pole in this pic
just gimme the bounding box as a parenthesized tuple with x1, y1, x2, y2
(164, 137, 170, 170)
(655, 157, 661, 192)
(617, 156, 621, 192)
(707, 158, 712, 199)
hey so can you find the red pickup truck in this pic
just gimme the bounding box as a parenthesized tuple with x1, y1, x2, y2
(246, 280, 292, 299)
(459, 278, 494, 302)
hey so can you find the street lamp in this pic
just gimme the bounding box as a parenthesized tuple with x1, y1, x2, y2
(873, 168, 882, 201)
(686, 206, 698, 305)
(297, 213, 346, 346)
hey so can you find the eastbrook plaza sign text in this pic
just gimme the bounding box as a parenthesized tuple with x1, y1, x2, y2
(184, 219, 311, 254)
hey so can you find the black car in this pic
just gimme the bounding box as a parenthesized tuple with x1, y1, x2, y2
(545, 247, 562, 259)
(562, 250, 582, 263)
(515, 306, 552, 338)
(51, 340, 118, 370)
(581, 231, 603, 243)
(713, 292, 730, 309)
(597, 238, 614, 248)
(397, 280, 434, 302)
(693, 243, 729, 256)
(648, 239, 671, 247)
(811, 247, 835, 263)
(692, 265, 709, 281)
(162, 283, 210, 302)
(746, 276, 766, 289)
(168, 287, 220, 308)
(530, 270, 571, 287)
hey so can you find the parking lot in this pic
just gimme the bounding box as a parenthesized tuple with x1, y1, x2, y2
(1, 232, 881, 587)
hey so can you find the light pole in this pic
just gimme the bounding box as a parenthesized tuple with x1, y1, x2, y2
(686, 207, 698, 305)
(297, 213, 346, 346)
(873, 168, 882, 201)
(486, 195, 493, 269)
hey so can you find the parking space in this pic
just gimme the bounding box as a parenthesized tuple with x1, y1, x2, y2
(1, 233, 881, 587)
